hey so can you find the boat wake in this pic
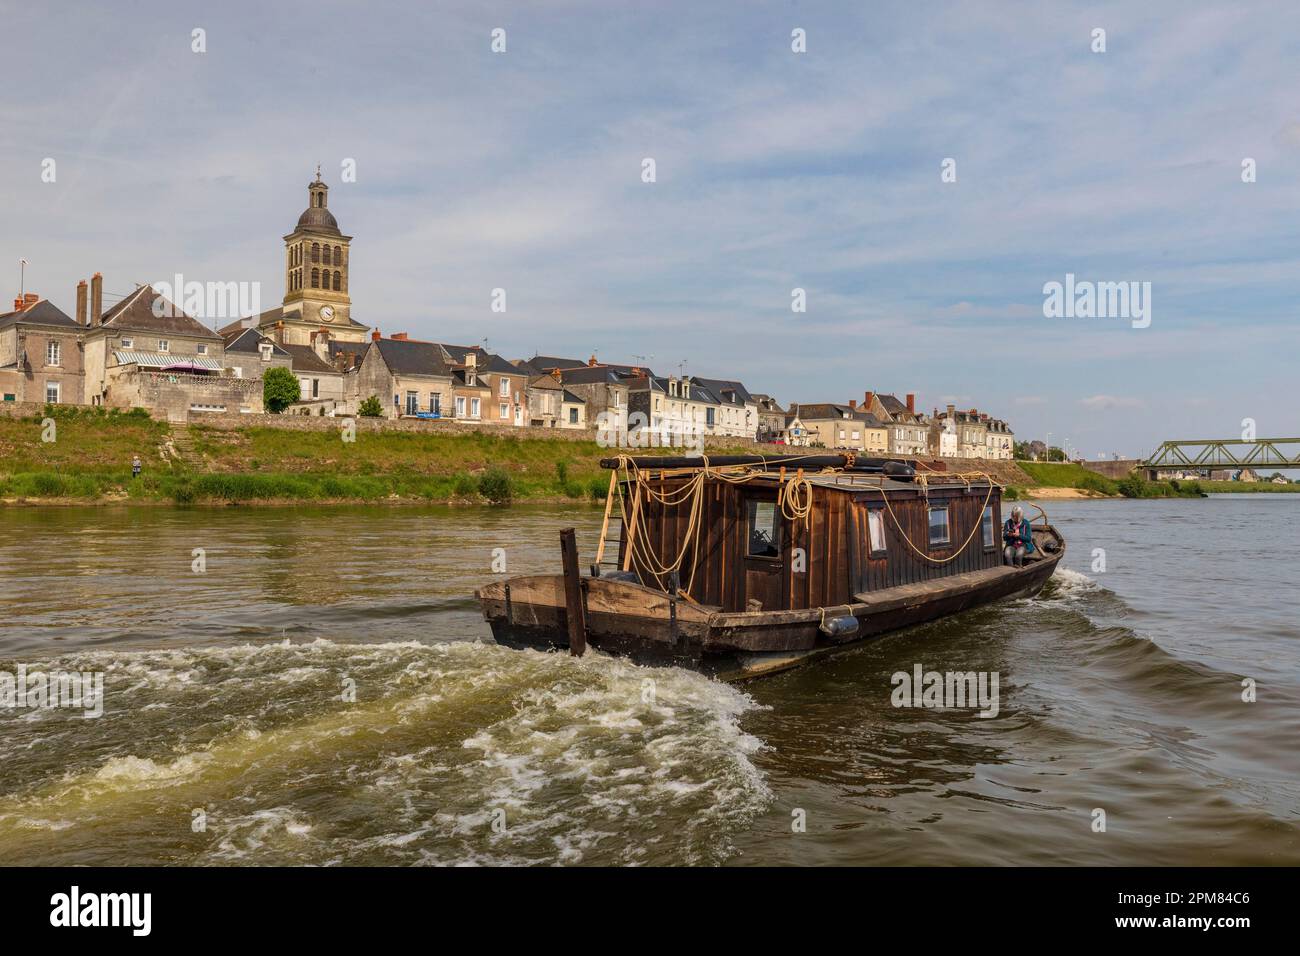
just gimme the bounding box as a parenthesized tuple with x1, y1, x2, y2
(0, 639, 772, 866)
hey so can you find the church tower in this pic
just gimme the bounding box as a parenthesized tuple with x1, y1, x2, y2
(261, 168, 369, 348)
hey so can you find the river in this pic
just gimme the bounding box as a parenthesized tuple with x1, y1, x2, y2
(0, 496, 1296, 865)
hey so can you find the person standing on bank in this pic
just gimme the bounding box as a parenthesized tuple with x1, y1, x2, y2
(1003, 505, 1034, 567)
(131, 455, 141, 480)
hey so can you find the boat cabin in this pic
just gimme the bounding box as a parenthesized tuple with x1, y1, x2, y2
(612, 469, 1004, 612)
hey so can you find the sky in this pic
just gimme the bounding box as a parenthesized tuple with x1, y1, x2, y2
(3, 0, 1298, 458)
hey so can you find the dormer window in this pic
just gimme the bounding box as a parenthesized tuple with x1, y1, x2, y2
(259, 343, 273, 361)
(466, 371, 476, 387)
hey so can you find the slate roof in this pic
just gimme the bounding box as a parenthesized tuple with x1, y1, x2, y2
(692, 376, 754, 406)
(221, 327, 291, 356)
(373, 338, 452, 377)
(556, 365, 630, 386)
(562, 390, 584, 404)
(98, 285, 222, 340)
(280, 344, 339, 375)
(326, 340, 364, 370)
(517, 355, 587, 375)
(0, 299, 79, 329)
(875, 393, 924, 422)
(795, 403, 887, 426)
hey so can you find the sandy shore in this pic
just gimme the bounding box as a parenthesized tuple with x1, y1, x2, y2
(1022, 487, 1115, 499)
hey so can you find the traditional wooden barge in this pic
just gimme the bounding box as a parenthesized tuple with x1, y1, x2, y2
(476, 453, 1064, 680)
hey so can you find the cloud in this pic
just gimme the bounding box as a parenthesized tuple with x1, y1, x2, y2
(1078, 395, 1144, 411)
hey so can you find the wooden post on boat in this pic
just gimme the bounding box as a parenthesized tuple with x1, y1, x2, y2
(559, 528, 587, 656)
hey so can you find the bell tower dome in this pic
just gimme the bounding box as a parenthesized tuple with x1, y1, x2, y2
(270, 166, 366, 346)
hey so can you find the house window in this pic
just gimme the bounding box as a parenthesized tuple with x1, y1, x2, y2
(867, 509, 887, 556)
(499, 378, 510, 397)
(706, 408, 715, 427)
(430, 395, 440, 414)
(405, 391, 418, 415)
(466, 372, 475, 386)
(197, 344, 207, 355)
(46, 341, 60, 365)
(158, 340, 169, 353)
(471, 398, 480, 417)
(45, 381, 60, 404)
(928, 507, 951, 547)
(499, 403, 509, 420)
(121, 337, 133, 349)
(746, 499, 780, 558)
(259, 344, 273, 361)
(312, 379, 320, 399)
(455, 396, 466, 417)
(568, 407, 578, 424)
(2, 393, 15, 402)
(981, 505, 995, 550)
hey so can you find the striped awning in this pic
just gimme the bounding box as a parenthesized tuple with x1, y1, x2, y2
(114, 350, 223, 371)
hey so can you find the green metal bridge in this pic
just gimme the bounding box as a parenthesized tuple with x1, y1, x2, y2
(1143, 438, 1300, 476)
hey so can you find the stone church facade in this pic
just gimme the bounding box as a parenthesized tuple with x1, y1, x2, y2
(253, 170, 371, 356)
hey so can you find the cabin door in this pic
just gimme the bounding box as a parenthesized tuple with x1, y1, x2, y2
(742, 496, 785, 611)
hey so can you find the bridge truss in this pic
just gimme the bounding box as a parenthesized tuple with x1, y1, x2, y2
(1143, 438, 1300, 471)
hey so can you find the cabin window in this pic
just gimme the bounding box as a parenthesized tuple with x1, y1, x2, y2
(981, 506, 995, 550)
(928, 506, 950, 547)
(746, 499, 781, 559)
(867, 509, 887, 556)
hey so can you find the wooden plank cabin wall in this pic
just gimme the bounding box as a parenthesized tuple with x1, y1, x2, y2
(616, 476, 1003, 611)
(853, 485, 1002, 594)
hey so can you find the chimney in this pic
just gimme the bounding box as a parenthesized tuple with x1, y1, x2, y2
(848, 399, 857, 410)
(391, 332, 408, 341)
(91, 272, 103, 325)
(372, 329, 381, 341)
(864, 391, 875, 410)
(466, 351, 476, 368)
(947, 403, 955, 419)
(588, 354, 598, 367)
(12, 292, 39, 312)
(906, 393, 915, 414)
(275, 319, 285, 345)
(76, 280, 87, 326)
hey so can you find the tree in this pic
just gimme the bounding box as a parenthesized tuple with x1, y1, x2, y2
(263, 366, 300, 413)
(358, 394, 384, 417)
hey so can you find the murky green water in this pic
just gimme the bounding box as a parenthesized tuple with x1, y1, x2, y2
(1, 498, 1296, 865)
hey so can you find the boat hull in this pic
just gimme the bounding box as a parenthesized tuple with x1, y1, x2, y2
(477, 545, 1064, 681)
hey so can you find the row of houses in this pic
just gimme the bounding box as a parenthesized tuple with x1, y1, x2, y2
(777, 393, 1015, 460)
(3, 171, 1015, 457)
(0, 282, 1014, 458)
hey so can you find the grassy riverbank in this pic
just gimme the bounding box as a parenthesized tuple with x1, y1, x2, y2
(1007, 460, 1210, 500)
(0, 406, 755, 505)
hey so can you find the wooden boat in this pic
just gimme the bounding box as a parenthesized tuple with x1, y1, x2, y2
(476, 453, 1064, 680)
